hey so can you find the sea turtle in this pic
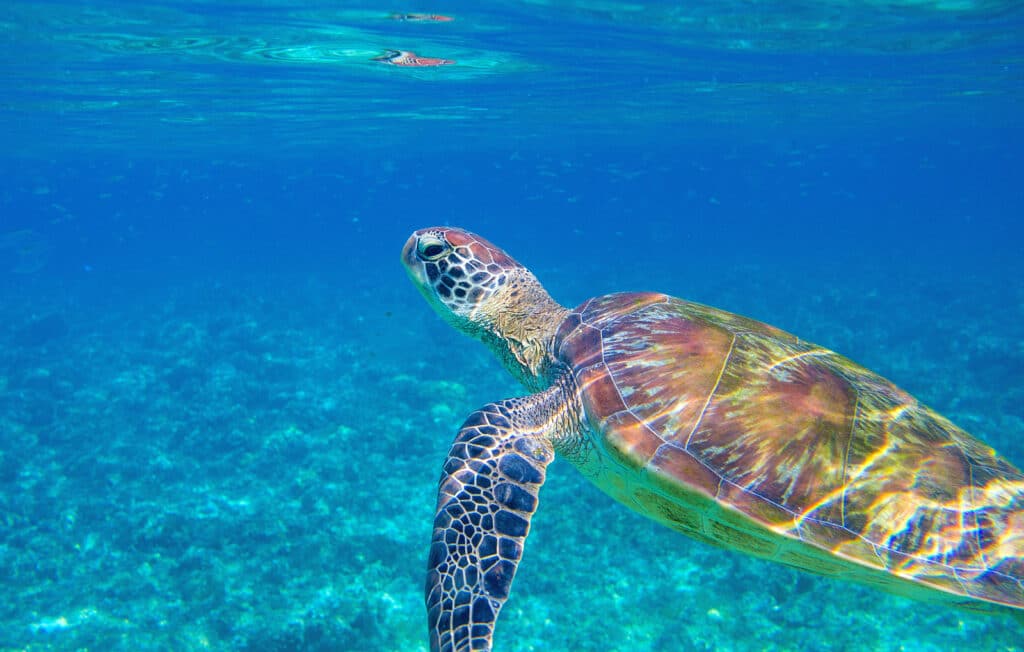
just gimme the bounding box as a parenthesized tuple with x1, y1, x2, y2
(401, 227, 1024, 651)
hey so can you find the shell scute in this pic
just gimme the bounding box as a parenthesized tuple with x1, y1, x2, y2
(576, 363, 627, 426)
(706, 514, 780, 558)
(556, 315, 602, 369)
(603, 411, 662, 468)
(984, 558, 1024, 604)
(687, 330, 857, 523)
(645, 442, 721, 503)
(805, 520, 879, 567)
(777, 546, 851, 577)
(567, 296, 736, 449)
(715, 479, 795, 529)
(558, 292, 1024, 611)
(633, 487, 717, 547)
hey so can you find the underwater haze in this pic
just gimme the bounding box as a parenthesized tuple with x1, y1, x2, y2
(1, 1, 1023, 650)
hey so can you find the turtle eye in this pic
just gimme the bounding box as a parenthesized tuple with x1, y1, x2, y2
(417, 236, 448, 261)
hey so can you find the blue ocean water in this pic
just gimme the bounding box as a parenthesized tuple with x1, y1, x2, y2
(1, 1, 1022, 650)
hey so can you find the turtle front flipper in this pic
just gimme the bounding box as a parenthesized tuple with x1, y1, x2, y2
(427, 386, 568, 652)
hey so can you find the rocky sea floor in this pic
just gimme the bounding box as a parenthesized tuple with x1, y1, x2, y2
(2, 260, 1022, 652)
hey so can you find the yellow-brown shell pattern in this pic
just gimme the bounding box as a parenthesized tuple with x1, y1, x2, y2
(554, 292, 1024, 611)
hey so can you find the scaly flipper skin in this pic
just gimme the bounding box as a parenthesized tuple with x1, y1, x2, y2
(427, 386, 566, 652)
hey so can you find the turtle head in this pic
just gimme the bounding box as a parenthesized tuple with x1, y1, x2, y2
(402, 227, 568, 387)
(402, 227, 520, 326)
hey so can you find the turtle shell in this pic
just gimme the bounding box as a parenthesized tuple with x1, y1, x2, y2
(554, 292, 1024, 612)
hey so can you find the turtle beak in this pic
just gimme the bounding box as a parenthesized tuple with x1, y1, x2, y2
(402, 231, 454, 320)
(401, 232, 428, 286)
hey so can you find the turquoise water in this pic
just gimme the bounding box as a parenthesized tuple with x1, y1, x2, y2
(1, 1, 1022, 651)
